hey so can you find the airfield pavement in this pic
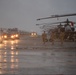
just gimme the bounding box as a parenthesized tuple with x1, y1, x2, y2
(1, 35, 76, 75)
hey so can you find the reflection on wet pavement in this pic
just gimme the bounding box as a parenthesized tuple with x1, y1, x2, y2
(0, 40, 76, 75)
(0, 40, 19, 74)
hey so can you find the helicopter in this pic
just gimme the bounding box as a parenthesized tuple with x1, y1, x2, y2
(36, 13, 76, 41)
(36, 18, 76, 31)
(36, 19, 76, 41)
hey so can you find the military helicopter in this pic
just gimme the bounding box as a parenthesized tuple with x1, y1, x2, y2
(36, 13, 76, 41)
(36, 13, 76, 33)
(36, 19, 76, 41)
(37, 18, 76, 31)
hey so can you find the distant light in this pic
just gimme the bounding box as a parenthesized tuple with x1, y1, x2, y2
(11, 35, 14, 38)
(30, 32, 37, 37)
(15, 34, 19, 37)
(4, 35, 7, 38)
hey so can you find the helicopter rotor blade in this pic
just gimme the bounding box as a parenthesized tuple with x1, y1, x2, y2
(37, 13, 76, 20)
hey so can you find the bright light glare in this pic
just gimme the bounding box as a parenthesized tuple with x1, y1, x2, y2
(15, 34, 18, 37)
(4, 35, 7, 38)
(11, 35, 14, 38)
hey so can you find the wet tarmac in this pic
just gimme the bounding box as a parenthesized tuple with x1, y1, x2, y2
(0, 36, 76, 75)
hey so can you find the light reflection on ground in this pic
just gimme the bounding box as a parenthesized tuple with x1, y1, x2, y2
(0, 39, 76, 74)
(0, 40, 19, 74)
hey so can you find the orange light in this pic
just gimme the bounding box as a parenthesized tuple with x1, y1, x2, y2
(15, 34, 18, 37)
(4, 35, 7, 38)
(11, 35, 14, 38)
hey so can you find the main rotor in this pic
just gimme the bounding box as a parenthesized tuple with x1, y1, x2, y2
(37, 13, 76, 21)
